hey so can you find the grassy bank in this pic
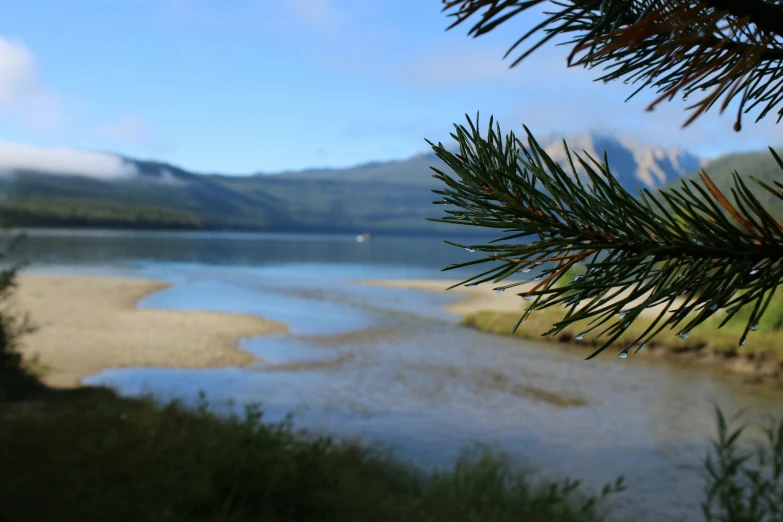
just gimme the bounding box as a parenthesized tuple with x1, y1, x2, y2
(0, 386, 621, 522)
(462, 292, 783, 381)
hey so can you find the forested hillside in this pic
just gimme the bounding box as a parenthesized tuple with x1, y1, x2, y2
(0, 132, 709, 234)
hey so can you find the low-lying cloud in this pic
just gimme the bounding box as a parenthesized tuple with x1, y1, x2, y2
(0, 140, 138, 180)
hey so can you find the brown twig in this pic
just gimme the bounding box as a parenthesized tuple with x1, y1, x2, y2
(698, 170, 756, 235)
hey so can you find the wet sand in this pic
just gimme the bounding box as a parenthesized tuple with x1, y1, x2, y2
(13, 275, 286, 388)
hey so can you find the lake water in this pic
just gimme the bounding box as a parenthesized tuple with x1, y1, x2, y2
(16, 229, 783, 522)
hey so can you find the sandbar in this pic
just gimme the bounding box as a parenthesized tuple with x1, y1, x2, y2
(13, 274, 285, 388)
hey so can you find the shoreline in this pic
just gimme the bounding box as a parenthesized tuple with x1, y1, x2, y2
(354, 279, 527, 317)
(14, 274, 286, 388)
(355, 279, 679, 318)
(358, 279, 783, 386)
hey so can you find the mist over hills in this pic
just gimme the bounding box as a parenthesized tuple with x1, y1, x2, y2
(2, 131, 771, 234)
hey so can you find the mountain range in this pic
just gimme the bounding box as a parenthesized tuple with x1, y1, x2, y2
(0, 132, 779, 234)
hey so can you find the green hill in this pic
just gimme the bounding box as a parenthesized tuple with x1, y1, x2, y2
(661, 148, 783, 220)
(0, 156, 463, 235)
(0, 132, 708, 235)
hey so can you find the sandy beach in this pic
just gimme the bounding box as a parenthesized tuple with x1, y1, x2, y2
(13, 275, 286, 388)
(357, 279, 530, 317)
(357, 279, 682, 318)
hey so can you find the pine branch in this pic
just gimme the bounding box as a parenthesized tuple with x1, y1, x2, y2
(441, 0, 783, 129)
(427, 114, 783, 359)
(708, 0, 783, 39)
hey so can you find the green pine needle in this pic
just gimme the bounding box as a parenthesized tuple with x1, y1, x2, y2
(428, 114, 783, 359)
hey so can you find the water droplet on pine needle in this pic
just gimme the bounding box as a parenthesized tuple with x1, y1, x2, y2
(575, 333, 585, 341)
(678, 331, 690, 339)
(521, 267, 532, 273)
(464, 248, 475, 252)
(523, 295, 533, 301)
(750, 323, 759, 331)
(495, 288, 505, 294)
(619, 350, 629, 359)
(466, 284, 476, 289)
(636, 343, 646, 354)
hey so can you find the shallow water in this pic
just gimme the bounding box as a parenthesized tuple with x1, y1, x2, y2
(18, 230, 783, 522)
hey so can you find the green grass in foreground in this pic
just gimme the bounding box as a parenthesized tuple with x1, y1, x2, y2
(0, 386, 622, 522)
(463, 290, 783, 362)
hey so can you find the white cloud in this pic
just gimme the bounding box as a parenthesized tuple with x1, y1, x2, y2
(395, 39, 783, 159)
(0, 140, 138, 180)
(401, 47, 527, 89)
(99, 116, 158, 147)
(285, 0, 348, 30)
(0, 36, 62, 129)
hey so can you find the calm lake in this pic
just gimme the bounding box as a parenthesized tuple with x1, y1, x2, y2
(16, 229, 783, 522)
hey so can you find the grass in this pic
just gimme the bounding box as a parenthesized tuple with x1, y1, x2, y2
(0, 386, 622, 522)
(461, 290, 783, 364)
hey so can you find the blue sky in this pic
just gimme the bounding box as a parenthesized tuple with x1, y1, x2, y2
(0, 0, 781, 175)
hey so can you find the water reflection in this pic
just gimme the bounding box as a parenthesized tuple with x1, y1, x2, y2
(15, 229, 500, 277)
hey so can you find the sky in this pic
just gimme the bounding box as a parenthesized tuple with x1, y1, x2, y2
(0, 0, 782, 176)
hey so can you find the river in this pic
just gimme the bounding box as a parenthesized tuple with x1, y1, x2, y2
(14, 229, 783, 522)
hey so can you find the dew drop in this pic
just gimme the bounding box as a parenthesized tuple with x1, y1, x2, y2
(523, 295, 533, 301)
(622, 321, 630, 328)
(636, 343, 647, 354)
(575, 333, 586, 341)
(618, 310, 629, 319)
(464, 248, 475, 253)
(750, 323, 759, 331)
(572, 275, 584, 282)
(678, 331, 690, 339)
(466, 284, 477, 289)
(750, 269, 759, 276)
(524, 307, 532, 315)
(740, 337, 747, 346)
(495, 288, 505, 294)
(619, 350, 629, 359)
(534, 276, 543, 281)
(708, 304, 717, 312)
(521, 267, 532, 273)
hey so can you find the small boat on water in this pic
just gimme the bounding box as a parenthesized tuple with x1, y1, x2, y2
(356, 232, 372, 243)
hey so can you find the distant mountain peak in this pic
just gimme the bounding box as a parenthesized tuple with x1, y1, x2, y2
(410, 130, 703, 192)
(524, 131, 704, 191)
